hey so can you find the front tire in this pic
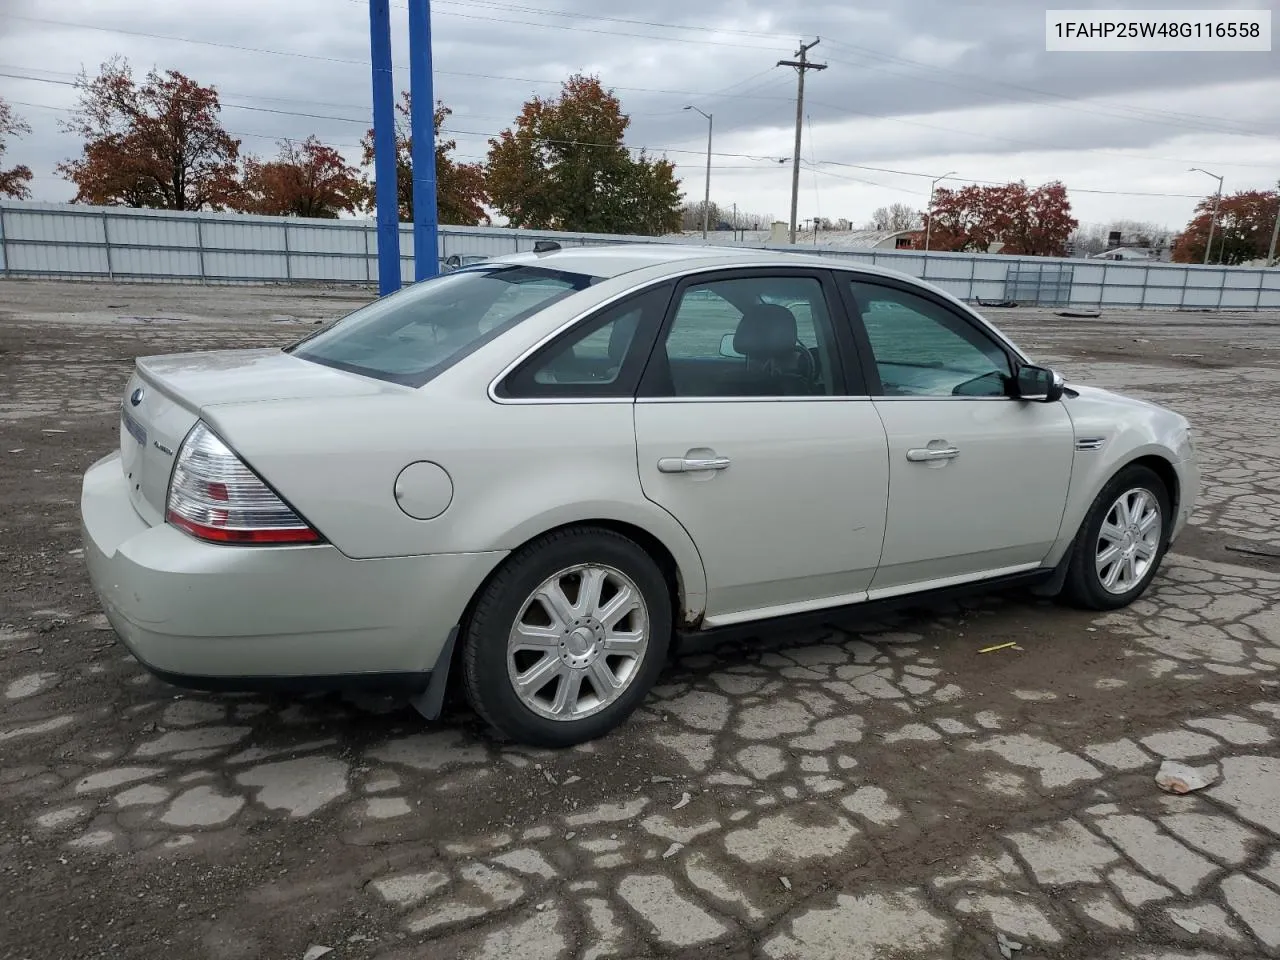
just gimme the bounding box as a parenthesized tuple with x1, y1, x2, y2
(1061, 464, 1171, 610)
(460, 527, 672, 747)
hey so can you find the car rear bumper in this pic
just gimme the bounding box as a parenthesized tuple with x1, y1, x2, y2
(81, 452, 505, 689)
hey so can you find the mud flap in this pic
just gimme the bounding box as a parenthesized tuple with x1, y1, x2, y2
(1029, 534, 1076, 598)
(409, 626, 458, 721)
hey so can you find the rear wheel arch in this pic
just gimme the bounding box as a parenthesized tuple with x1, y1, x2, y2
(462, 519, 693, 636)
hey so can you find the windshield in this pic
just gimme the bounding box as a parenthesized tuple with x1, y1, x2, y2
(289, 264, 597, 386)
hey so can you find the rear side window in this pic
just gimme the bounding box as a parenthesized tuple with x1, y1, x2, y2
(289, 265, 597, 386)
(499, 286, 672, 399)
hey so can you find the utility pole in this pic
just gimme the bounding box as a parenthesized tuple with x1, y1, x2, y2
(924, 170, 956, 252)
(1268, 193, 1280, 265)
(779, 39, 826, 245)
(684, 106, 713, 240)
(1189, 167, 1223, 266)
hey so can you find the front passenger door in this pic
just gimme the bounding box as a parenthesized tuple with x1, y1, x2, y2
(840, 277, 1075, 596)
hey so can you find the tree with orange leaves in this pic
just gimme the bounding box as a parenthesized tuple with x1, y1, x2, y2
(1171, 187, 1279, 265)
(241, 137, 362, 218)
(57, 57, 241, 211)
(0, 97, 34, 199)
(359, 93, 488, 225)
(924, 181, 1077, 256)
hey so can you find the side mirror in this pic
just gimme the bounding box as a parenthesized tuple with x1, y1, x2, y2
(719, 333, 744, 359)
(1015, 364, 1065, 403)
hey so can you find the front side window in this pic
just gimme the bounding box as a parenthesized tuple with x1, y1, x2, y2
(647, 275, 842, 397)
(845, 280, 1013, 397)
(289, 265, 596, 386)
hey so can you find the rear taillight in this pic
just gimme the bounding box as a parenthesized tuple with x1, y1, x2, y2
(166, 421, 321, 545)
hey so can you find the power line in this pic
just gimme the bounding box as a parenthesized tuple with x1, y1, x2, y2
(822, 41, 1275, 142)
(5, 92, 1243, 204)
(801, 95, 1278, 171)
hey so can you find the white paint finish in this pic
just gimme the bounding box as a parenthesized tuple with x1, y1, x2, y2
(1160, 813, 1262, 865)
(723, 806, 859, 865)
(371, 871, 449, 907)
(954, 893, 1062, 944)
(616, 874, 729, 947)
(470, 906, 568, 960)
(842, 786, 903, 826)
(868, 397, 1073, 590)
(683, 851, 764, 921)
(1220, 874, 1280, 948)
(114, 784, 171, 808)
(161, 786, 245, 827)
(135, 726, 251, 758)
(393, 460, 454, 520)
(1007, 819, 1119, 885)
(1094, 815, 1218, 895)
(967, 734, 1102, 789)
(75, 766, 164, 793)
(4, 672, 58, 700)
(76, 243, 1199, 701)
(1207, 756, 1280, 835)
(635, 399, 887, 619)
(234, 757, 349, 818)
(762, 888, 954, 960)
(1085, 738, 1153, 771)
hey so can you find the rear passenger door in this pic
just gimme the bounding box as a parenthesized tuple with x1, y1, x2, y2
(633, 269, 890, 626)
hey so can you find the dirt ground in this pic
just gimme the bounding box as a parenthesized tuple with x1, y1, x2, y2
(1, 279, 1279, 960)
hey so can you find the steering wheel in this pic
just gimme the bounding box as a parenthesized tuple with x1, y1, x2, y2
(791, 343, 818, 380)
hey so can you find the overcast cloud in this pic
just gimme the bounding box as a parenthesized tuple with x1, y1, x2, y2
(0, 0, 1275, 230)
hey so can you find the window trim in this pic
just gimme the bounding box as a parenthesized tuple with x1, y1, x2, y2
(494, 284, 674, 400)
(833, 271, 1027, 401)
(636, 267, 866, 401)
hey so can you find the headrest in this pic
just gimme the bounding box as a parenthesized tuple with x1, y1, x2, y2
(733, 303, 798, 357)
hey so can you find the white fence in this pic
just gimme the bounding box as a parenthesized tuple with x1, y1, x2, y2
(1, 200, 1277, 310)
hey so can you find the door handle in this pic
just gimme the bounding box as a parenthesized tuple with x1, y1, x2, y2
(906, 446, 960, 462)
(657, 455, 731, 473)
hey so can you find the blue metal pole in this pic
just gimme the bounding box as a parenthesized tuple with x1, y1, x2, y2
(369, 0, 401, 295)
(408, 0, 440, 281)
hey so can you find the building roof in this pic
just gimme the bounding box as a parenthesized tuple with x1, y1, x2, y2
(486, 241, 926, 282)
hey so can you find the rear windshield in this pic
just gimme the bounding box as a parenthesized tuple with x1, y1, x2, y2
(288, 264, 597, 386)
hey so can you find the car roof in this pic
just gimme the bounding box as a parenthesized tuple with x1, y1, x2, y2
(483, 242, 895, 281)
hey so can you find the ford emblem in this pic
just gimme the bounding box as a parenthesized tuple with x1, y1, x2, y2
(130, 387, 145, 407)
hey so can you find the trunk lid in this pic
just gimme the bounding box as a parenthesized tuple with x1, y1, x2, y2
(120, 348, 398, 523)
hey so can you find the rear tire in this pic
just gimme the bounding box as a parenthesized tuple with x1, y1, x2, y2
(460, 526, 672, 747)
(1061, 464, 1170, 610)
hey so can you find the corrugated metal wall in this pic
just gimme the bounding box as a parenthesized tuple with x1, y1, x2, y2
(2, 200, 1277, 309)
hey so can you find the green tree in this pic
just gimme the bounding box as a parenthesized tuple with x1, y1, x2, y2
(487, 74, 683, 234)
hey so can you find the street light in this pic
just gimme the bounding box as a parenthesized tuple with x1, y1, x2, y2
(684, 105, 713, 240)
(924, 171, 956, 252)
(1189, 167, 1224, 265)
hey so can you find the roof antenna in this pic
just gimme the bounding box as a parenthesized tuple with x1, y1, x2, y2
(532, 240, 561, 254)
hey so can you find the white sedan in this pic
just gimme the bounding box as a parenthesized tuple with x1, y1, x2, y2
(81, 244, 1199, 746)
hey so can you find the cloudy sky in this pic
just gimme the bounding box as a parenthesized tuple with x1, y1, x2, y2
(0, 0, 1276, 232)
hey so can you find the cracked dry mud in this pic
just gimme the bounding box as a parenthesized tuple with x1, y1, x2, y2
(2, 281, 1279, 960)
